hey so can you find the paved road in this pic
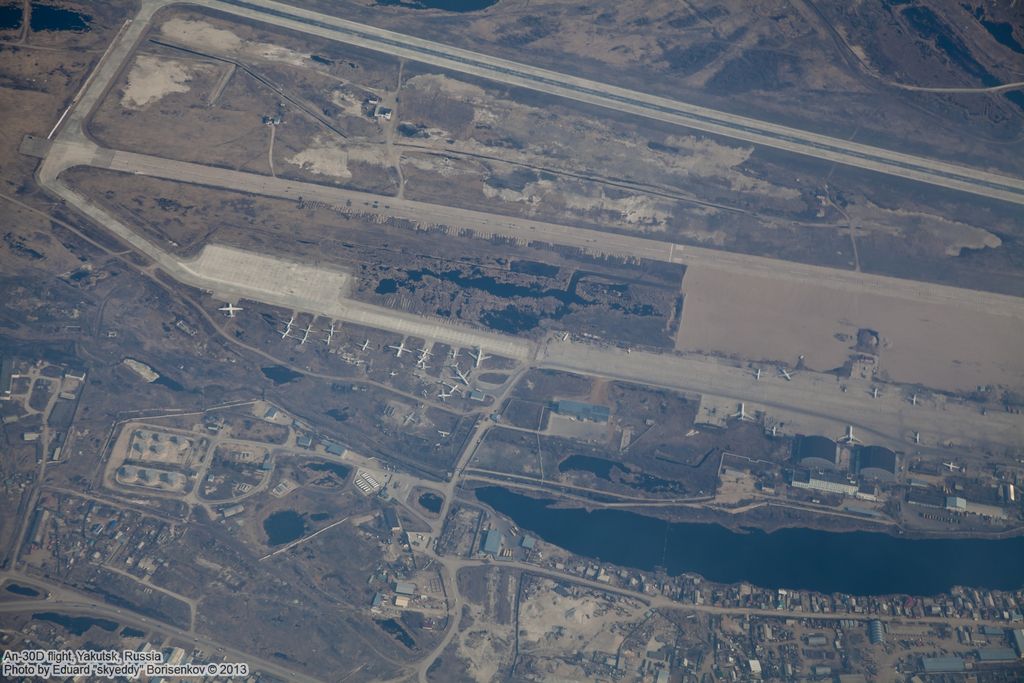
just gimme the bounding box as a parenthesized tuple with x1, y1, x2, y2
(184, 0, 1024, 205)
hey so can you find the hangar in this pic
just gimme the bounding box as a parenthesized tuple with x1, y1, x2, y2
(855, 446, 898, 481)
(792, 435, 839, 471)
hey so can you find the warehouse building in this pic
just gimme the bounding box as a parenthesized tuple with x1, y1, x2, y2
(791, 469, 858, 496)
(481, 529, 502, 555)
(977, 647, 1018, 663)
(1012, 628, 1024, 657)
(921, 656, 965, 673)
(792, 435, 839, 470)
(552, 400, 610, 423)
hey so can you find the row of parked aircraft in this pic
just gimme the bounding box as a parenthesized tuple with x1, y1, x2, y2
(220, 303, 494, 369)
(752, 366, 795, 382)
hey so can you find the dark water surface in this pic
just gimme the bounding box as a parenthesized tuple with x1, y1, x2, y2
(558, 454, 628, 481)
(32, 612, 118, 635)
(0, 5, 22, 30)
(477, 486, 1024, 595)
(261, 365, 302, 384)
(378, 0, 496, 11)
(263, 510, 306, 545)
(307, 461, 352, 478)
(418, 492, 443, 513)
(30, 3, 90, 31)
(377, 618, 417, 648)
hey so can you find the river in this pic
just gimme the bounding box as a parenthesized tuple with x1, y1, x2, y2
(477, 486, 1024, 596)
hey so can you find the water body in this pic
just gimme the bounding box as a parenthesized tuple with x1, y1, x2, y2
(263, 510, 306, 545)
(0, 5, 22, 30)
(120, 626, 145, 638)
(261, 365, 302, 385)
(558, 455, 684, 494)
(32, 612, 118, 636)
(30, 3, 90, 32)
(972, 7, 1024, 55)
(152, 375, 184, 392)
(377, 618, 417, 649)
(558, 454, 628, 481)
(307, 461, 352, 478)
(376, 267, 588, 306)
(377, 0, 496, 12)
(511, 260, 560, 278)
(418, 492, 443, 513)
(379, 267, 658, 333)
(900, 6, 1024, 110)
(5, 583, 41, 597)
(477, 487, 1024, 595)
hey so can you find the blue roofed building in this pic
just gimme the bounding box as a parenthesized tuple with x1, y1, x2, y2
(921, 656, 965, 673)
(1012, 629, 1024, 657)
(977, 647, 1018, 663)
(552, 400, 610, 423)
(521, 535, 536, 550)
(481, 529, 502, 555)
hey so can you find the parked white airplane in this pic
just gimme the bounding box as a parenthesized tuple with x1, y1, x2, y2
(470, 347, 490, 368)
(437, 430, 450, 438)
(913, 431, 921, 445)
(910, 393, 918, 406)
(218, 303, 243, 317)
(442, 382, 462, 395)
(451, 365, 471, 386)
(731, 402, 755, 422)
(360, 339, 372, 352)
(778, 366, 793, 381)
(437, 389, 453, 400)
(323, 322, 336, 346)
(943, 461, 962, 472)
(388, 341, 409, 358)
(871, 386, 879, 399)
(753, 367, 762, 381)
(839, 425, 862, 444)
(280, 315, 295, 339)
(299, 324, 313, 345)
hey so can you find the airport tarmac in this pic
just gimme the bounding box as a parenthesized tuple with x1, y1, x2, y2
(539, 341, 1024, 453)
(677, 265, 1024, 392)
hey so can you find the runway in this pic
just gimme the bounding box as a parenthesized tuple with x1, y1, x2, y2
(183, 0, 1024, 205)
